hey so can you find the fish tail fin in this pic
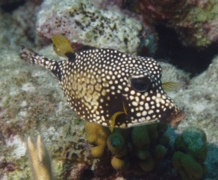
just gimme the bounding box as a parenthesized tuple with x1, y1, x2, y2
(19, 46, 62, 81)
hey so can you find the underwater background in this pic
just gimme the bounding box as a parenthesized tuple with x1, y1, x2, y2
(0, 0, 218, 179)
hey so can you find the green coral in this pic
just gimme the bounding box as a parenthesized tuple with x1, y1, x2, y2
(132, 125, 150, 149)
(172, 127, 208, 180)
(107, 129, 129, 157)
(138, 157, 154, 172)
(85, 122, 168, 174)
(85, 123, 208, 179)
(23, 123, 208, 179)
(154, 144, 167, 163)
(131, 124, 167, 173)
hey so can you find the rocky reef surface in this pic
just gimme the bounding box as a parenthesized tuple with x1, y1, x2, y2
(1, 0, 218, 179)
(137, 0, 218, 47)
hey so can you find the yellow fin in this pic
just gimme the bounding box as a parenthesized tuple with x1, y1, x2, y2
(162, 81, 181, 92)
(51, 34, 74, 57)
(109, 102, 128, 132)
(110, 111, 124, 132)
(122, 101, 128, 115)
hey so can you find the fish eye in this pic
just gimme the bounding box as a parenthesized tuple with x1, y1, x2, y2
(130, 76, 151, 92)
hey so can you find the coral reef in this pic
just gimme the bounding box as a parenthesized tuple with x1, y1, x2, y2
(27, 135, 54, 180)
(172, 127, 208, 180)
(173, 54, 218, 179)
(0, 0, 41, 50)
(85, 122, 110, 158)
(1, 44, 218, 179)
(137, 0, 187, 23)
(137, 0, 218, 47)
(0, 47, 88, 179)
(91, 0, 123, 11)
(172, 0, 218, 47)
(107, 129, 129, 158)
(1, 0, 218, 179)
(36, 0, 156, 54)
(85, 122, 169, 176)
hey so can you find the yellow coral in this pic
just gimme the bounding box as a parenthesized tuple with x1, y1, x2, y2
(85, 121, 110, 158)
(111, 156, 129, 171)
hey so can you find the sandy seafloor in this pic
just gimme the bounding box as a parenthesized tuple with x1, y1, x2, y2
(1, 1, 218, 180)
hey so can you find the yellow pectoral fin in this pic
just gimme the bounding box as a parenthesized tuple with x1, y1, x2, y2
(109, 101, 128, 132)
(51, 34, 74, 57)
(122, 101, 128, 115)
(110, 111, 125, 132)
(162, 81, 181, 92)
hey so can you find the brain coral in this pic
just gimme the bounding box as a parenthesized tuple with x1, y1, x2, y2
(36, 0, 155, 54)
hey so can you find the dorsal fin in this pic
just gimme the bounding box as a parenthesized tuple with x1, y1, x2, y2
(19, 46, 63, 81)
(51, 34, 75, 62)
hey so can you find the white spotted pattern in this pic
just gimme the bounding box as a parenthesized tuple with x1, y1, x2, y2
(20, 47, 182, 128)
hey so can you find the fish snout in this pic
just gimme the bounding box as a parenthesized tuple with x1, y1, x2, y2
(161, 106, 185, 127)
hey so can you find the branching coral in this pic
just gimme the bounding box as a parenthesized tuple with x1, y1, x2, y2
(23, 122, 208, 179)
(27, 135, 54, 180)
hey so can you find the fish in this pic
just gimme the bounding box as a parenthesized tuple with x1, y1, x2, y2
(19, 35, 184, 130)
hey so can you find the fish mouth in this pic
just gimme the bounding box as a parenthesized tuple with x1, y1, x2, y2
(160, 107, 185, 127)
(169, 111, 185, 127)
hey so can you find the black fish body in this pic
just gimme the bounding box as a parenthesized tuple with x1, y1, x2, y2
(20, 47, 184, 128)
